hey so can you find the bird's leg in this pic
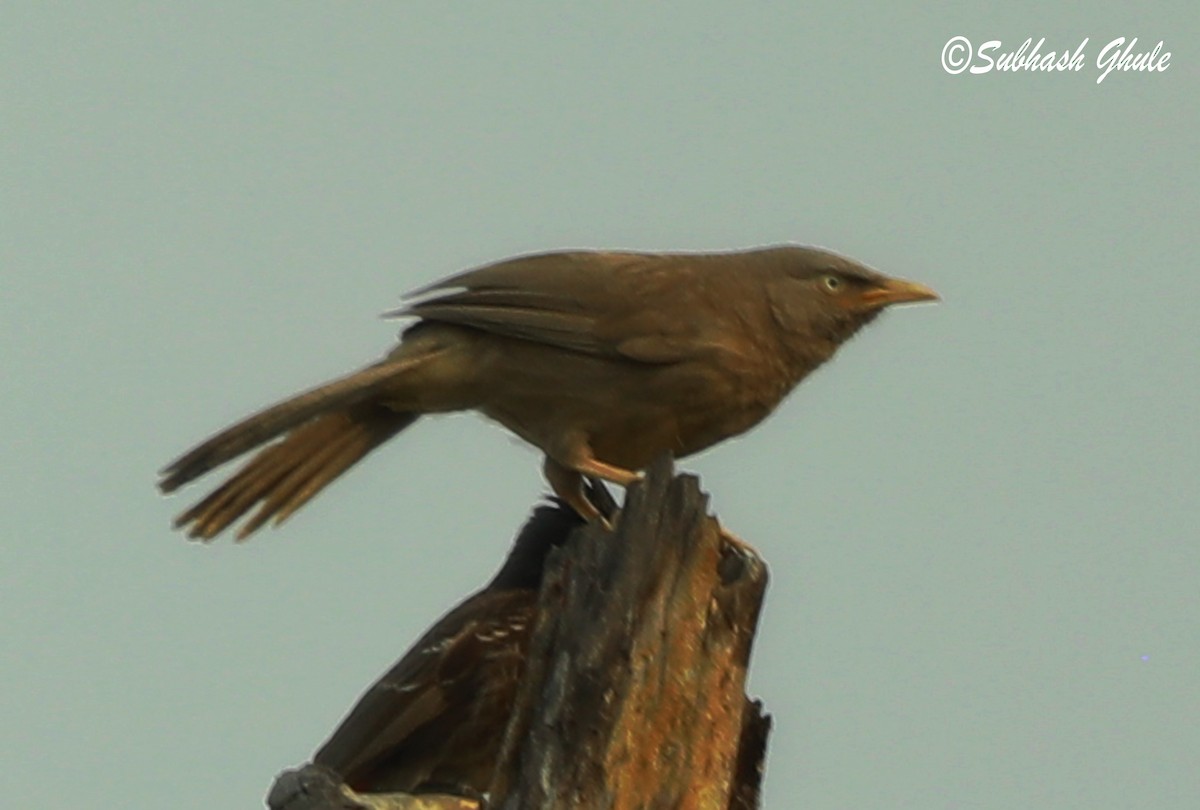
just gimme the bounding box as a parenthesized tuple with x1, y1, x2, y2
(570, 456, 642, 489)
(543, 456, 611, 528)
(548, 452, 755, 552)
(543, 452, 642, 530)
(582, 476, 619, 522)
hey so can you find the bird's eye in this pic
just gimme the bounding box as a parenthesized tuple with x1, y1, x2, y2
(821, 275, 842, 293)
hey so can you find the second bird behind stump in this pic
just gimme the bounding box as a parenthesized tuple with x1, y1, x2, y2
(308, 498, 596, 797)
(158, 244, 938, 540)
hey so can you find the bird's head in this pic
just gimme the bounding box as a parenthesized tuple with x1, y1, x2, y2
(764, 246, 939, 357)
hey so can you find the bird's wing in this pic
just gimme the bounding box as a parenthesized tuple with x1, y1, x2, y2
(313, 638, 450, 780)
(393, 250, 723, 364)
(312, 590, 528, 781)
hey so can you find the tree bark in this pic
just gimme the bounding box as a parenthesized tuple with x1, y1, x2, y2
(268, 764, 479, 810)
(488, 457, 770, 810)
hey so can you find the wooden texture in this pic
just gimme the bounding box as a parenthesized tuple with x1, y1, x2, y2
(268, 763, 478, 810)
(489, 458, 770, 809)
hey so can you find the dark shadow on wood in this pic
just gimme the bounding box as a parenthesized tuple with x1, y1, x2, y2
(729, 699, 772, 810)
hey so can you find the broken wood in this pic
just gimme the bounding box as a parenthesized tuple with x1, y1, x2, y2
(489, 457, 770, 809)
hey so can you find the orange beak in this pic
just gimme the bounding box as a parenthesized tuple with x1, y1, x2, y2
(860, 277, 940, 308)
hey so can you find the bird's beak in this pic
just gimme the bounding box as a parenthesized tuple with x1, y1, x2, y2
(861, 277, 940, 308)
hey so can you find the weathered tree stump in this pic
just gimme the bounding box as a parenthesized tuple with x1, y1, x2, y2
(489, 457, 769, 809)
(269, 458, 770, 809)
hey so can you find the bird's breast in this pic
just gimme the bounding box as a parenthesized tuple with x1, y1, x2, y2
(465, 324, 821, 471)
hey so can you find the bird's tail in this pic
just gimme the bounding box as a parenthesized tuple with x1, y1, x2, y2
(159, 354, 430, 541)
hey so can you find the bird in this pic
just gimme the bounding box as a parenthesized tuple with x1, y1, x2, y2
(158, 244, 938, 540)
(304, 493, 605, 797)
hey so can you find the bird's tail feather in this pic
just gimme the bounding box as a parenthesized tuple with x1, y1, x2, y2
(173, 404, 418, 541)
(158, 347, 442, 541)
(159, 357, 427, 494)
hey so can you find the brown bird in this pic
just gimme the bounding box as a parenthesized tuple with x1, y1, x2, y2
(304, 494, 601, 798)
(159, 245, 937, 540)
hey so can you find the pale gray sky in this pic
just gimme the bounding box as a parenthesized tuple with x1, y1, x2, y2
(4, 3, 1198, 808)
